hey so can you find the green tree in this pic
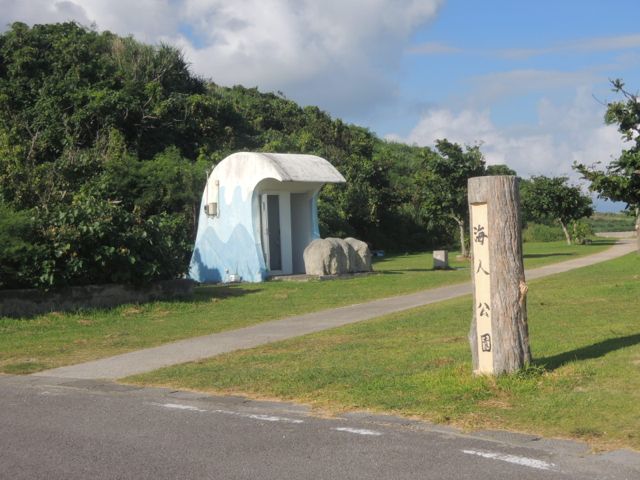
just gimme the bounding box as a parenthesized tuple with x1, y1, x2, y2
(486, 164, 517, 176)
(415, 140, 487, 257)
(520, 176, 593, 245)
(1, 21, 504, 287)
(574, 79, 640, 249)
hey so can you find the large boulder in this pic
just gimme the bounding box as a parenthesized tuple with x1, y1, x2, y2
(303, 237, 372, 276)
(345, 237, 372, 272)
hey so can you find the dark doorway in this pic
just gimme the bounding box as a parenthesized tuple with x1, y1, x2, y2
(267, 195, 282, 271)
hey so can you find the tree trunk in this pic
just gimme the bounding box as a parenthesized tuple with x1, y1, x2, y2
(559, 220, 571, 245)
(635, 207, 639, 254)
(468, 175, 531, 375)
(454, 216, 468, 257)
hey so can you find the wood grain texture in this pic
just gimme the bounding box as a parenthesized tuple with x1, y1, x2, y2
(468, 175, 531, 375)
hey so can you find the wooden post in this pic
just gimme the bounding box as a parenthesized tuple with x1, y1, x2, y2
(468, 175, 531, 375)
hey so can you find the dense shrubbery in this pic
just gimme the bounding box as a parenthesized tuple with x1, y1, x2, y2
(0, 196, 191, 288)
(0, 23, 210, 288)
(522, 223, 566, 243)
(36, 194, 191, 287)
(0, 22, 595, 289)
(0, 22, 481, 289)
(571, 220, 593, 245)
(0, 203, 40, 288)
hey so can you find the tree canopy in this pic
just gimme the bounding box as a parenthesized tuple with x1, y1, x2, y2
(574, 79, 640, 244)
(412, 140, 487, 257)
(520, 176, 593, 245)
(0, 22, 514, 288)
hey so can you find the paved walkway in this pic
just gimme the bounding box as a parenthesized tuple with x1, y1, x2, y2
(34, 238, 637, 380)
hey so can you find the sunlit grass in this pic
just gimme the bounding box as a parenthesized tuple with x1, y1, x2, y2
(0, 240, 614, 374)
(128, 250, 640, 451)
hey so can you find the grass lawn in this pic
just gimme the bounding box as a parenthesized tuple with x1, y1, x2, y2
(126, 250, 640, 451)
(0, 240, 614, 374)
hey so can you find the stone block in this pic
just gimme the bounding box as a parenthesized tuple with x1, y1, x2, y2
(433, 250, 449, 270)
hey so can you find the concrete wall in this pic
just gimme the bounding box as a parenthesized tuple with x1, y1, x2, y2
(190, 184, 267, 283)
(291, 193, 314, 274)
(278, 192, 293, 275)
(0, 279, 195, 318)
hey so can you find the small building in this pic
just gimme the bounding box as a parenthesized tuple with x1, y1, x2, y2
(189, 152, 346, 283)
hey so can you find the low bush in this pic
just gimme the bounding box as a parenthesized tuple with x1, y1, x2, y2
(522, 223, 566, 242)
(0, 203, 41, 289)
(571, 220, 594, 245)
(0, 194, 191, 289)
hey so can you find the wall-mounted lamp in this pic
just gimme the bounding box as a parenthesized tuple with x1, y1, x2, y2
(205, 171, 220, 218)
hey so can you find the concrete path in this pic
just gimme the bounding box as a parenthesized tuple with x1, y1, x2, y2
(34, 238, 637, 380)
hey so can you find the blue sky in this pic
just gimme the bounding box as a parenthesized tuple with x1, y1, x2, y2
(378, 1, 640, 135)
(2, 0, 639, 210)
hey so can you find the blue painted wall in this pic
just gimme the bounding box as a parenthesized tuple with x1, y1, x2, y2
(189, 185, 267, 283)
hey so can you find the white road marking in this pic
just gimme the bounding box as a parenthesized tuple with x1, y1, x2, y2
(247, 413, 305, 424)
(334, 427, 383, 436)
(152, 402, 207, 412)
(212, 409, 304, 424)
(148, 403, 304, 423)
(462, 449, 556, 471)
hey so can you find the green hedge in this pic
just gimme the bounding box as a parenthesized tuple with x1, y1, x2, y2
(0, 196, 191, 289)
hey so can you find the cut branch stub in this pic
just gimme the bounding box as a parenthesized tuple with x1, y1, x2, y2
(468, 175, 531, 375)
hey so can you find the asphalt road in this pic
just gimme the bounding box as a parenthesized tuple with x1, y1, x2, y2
(1, 375, 638, 480)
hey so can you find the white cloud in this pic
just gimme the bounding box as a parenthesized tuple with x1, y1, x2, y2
(175, 0, 444, 115)
(0, 0, 444, 116)
(407, 33, 640, 60)
(0, 0, 91, 27)
(465, 69, 599, 108)
(500, 33, 640, 60)
(389, 87, 627, 181)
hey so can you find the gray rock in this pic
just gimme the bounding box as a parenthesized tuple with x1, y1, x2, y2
(345, 237, 372, 272)
(330, 237, 354, 272)
(303, 237, 372, 275)
(303, 238, 346, 275)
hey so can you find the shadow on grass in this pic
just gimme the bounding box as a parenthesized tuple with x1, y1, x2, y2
(523, 253, 573, 259)
(380, 267, 468, 274)
(189, 284, 262, 303)
(588, 240, 618, 246)
(536, 333, 640, 371)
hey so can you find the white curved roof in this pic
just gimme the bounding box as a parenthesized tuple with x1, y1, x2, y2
(213, 152, 345, 185)
(258, 153, 346, 183)
(210, 152, 345, 203)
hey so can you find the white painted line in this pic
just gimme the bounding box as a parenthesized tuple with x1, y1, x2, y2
(334, 427, 383, 436)
(462, 449, 556, 471)
(212, 409, 304, 424)
(246, 413, 305, 424)
(151, 402, 207, 412)
(148, 403, 305, 424)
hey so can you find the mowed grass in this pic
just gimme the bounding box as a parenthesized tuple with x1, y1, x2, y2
(0, 240, 613, 374)
(127, 250, 640, 451)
